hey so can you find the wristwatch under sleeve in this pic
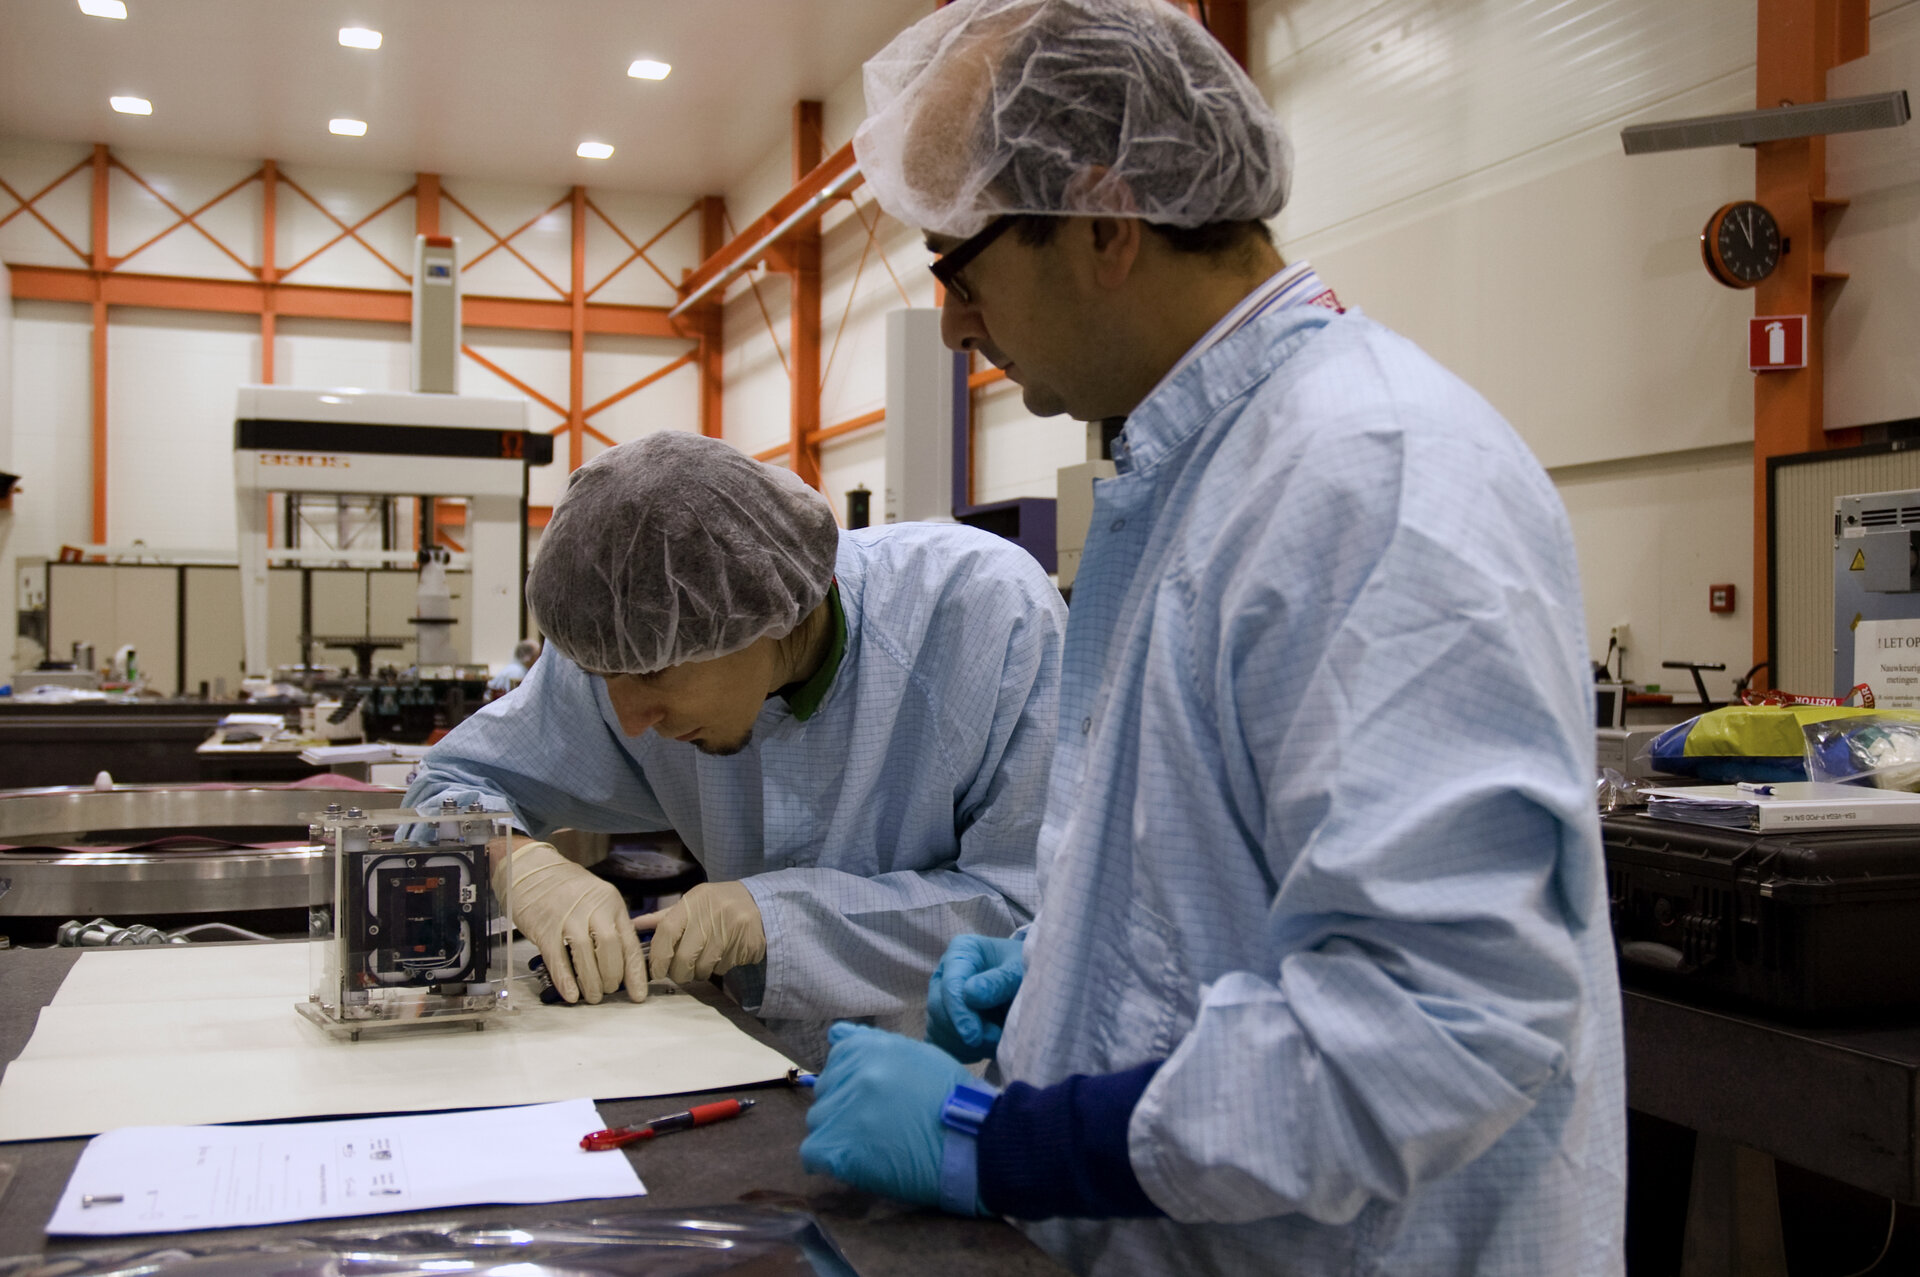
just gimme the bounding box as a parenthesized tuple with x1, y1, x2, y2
(938, 1078, 999, 1215)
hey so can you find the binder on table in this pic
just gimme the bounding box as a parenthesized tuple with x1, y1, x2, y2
(1642, 781, 1920, 832)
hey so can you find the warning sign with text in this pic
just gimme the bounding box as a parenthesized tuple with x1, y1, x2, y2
(1855, 619, 1920, 709)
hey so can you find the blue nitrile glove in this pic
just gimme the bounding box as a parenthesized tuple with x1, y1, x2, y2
(800, 1022, 990, 1214)
(926, 934, 1025, 1063)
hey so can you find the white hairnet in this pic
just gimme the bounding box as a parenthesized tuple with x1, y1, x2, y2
(526, 433, 840, 675)
(855, 0, 1292, 239)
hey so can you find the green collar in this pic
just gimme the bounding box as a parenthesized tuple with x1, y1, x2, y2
(778, 583, 846, 722)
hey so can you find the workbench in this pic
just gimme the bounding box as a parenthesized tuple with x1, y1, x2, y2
(0, 946, 1066, 1276)
(0, 702, 321, 787)
(1625, 988, 1920, 1273)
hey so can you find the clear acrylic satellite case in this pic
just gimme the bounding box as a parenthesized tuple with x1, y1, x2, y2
(298, 799, 513, 1039)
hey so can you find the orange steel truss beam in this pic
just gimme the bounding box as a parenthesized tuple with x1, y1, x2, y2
(109, 159, 260, 277)
(4, 145, 705, 542)
(260, 159, 279, 384)
(9, 264, 688, 337)
(275, 172, 414, 283)
(677, 140, 861, 306)
(753, 403, 890, 463)
(696, 195, 726, 439)
(461, 344, 568, 420)
(451, 188, 573, 298)
(417, 173, 441, 238)
(0, 154, 93, 263)
(788, 101, 826, 488)
(90, 144, 109, 544)
(586, 197, 694, 299)
(1172, 1, 1247, 67)
(585, 351, 698, 419)
(1749, 0, 1869, 687)
(568, 185, 589, 470)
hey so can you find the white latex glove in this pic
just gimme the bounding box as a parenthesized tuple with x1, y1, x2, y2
(497, 842, 649, 1004)
(634, 881, 767, 985)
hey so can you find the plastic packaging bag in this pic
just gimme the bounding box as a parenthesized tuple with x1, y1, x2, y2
(1596, 768, 1655, 813)
(1803, 713, 1920, 790)
(1643, 704, 1920, 783)
(0, 1205, 857, 1277)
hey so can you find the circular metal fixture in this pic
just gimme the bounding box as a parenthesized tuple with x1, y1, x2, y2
(0, 784, 407, 917)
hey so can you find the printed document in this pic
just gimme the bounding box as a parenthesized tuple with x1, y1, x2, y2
(47, 1098, 642, 1236)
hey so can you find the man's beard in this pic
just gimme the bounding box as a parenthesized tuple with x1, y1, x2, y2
(696, 730, 752, 757)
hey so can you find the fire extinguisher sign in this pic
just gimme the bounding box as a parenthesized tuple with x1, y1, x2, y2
(1749, 315, 1807, 371)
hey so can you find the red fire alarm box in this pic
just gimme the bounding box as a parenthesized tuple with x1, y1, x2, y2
(1709, 583, 1737, 614)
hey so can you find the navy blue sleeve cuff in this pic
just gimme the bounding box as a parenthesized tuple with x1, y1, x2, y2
(976, 1059, 1167, 1220)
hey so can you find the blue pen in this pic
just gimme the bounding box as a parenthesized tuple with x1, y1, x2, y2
(1735, 781, 1775, 796)
(787, 1067, 818, 1089)
(527, 954, 567, 1005)
(530, 927, 655, 1005)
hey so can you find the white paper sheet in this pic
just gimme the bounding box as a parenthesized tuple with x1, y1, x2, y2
(0, 944, 797, 1142)
(47, 1098, 643, 1236)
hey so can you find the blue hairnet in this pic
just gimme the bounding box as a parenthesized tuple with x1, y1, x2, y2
(526, 433, 839, 674)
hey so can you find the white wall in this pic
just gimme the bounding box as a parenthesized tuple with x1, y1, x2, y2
(1552, 445, 1755, 689)
(9, 302, 93, 560)
(1256, 0, 1774, 699)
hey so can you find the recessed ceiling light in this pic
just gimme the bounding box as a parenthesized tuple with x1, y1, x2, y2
(109, 96, 151, 115)
(339, 27, 382, 50)
(627, 59, 671, 81)
(329, 118, 368, 136)
(79, 0, 127, 18)
(576, 142, 615, 159)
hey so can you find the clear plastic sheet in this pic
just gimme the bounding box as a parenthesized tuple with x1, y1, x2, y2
(1803, 715, 1920, 791)
(0, 1206, 856, 1277)
(1596, 768, 1654, 813)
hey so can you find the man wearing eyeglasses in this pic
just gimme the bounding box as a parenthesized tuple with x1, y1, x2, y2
(797, 1, 1626, 1274)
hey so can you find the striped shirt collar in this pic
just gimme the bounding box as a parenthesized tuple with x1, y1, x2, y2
(1145, 259, 1343, 406)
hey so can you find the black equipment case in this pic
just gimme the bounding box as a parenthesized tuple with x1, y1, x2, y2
(1602, 812, 1920, 1017)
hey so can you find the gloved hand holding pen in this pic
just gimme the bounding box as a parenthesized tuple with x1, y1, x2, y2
(495, 841, 649, 1004)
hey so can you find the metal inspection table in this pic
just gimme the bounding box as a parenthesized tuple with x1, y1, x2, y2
(0, 946, 1066, 1276)
(1625, 988, 1920, 1274)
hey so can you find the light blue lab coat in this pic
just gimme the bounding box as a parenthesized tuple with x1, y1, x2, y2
(409, 524, 1064, 1059)
(996, 306, 1626, 1274)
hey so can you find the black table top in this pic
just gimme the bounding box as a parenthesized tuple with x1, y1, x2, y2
(0, 946, 1065, 1276)
(1624, 987, 1920, 1204)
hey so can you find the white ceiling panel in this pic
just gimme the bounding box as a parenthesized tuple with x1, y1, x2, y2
(2, 0, 928, 196)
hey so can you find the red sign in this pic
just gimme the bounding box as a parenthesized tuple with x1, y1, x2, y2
(1750, 315, 1806, 371)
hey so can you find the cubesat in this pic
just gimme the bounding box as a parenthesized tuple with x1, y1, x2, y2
(298, 799, 514, 1039)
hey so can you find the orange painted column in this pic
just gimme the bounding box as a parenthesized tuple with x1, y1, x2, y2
(260, 159, 278, 383)
(89, 143, 109, 545)
(697, 195, 726, 439)
(788, 102, 824, 489)
(1185, 0, 1246, 67)
(416, 172, 441, 238)
(1749, 0, 1868, 684)
(568, 185, 588, 471)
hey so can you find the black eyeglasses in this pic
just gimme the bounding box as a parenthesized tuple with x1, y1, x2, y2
(928, 215, 1015, 304)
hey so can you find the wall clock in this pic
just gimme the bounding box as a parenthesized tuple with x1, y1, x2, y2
(1702, 201, 1782, 289)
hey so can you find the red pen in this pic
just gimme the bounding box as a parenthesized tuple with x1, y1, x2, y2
(580, 1098, 755, 1151)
